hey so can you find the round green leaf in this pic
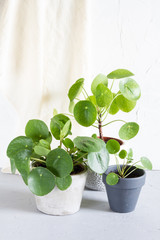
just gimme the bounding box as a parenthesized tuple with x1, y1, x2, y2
(34, 146, 50, 156)
(119, 122, 139, 140)
(7, 136, 33, 159)
(10, 158, 16, 174)
(87, 95, 97, 105)
(25, 120, 50, 142)
(73, 136, 104, 153)
(46, 148, 73, 178)
(73, 100, 97, 127)
(119, 149, 127, 159)
(60, 120, 71, 139)
(28, 167, 55, 196)
(50, 114, 71, 140)
(140, 157, 152, 170)
(14, 149, 31, 185)
(68, 78, 84, 101)
(69, 101, 75, 113)
(106, 172, 119, 185)
(91, 74, 108, 95)
(95, 84, 113, 107)
(88, 147, 109, 174)
(119, 78, 141, 101)
(39, 139, 50, 149)
(127, 148, 133, 162)
(56, 175, 72, 190)
(46, 132, 52, 144)
(107, 69, 134, 79)
(106, 139, 120, 154)
(116, 94, 136, 112)
(109, 93, 119, 115)
(63, 138, 74, 149)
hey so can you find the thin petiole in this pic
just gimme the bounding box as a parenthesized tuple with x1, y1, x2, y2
(30, 158, 46, 164)
(101, 119, 127, 127)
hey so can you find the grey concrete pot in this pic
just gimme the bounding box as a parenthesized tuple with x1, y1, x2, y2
(102, 165, 146, 213)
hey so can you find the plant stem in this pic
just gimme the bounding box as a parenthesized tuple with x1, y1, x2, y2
(98, 112, 103, 140)
(74, 153, 88, 163)
(123, 168, 137, 178)
(82, 87, 89, 99)
(101, 119, 127, 127)
(30, 158, 46, 164)
(123, 160, 141, 176)
(92, 124, 98, 128)
(110, 79, 115, 91)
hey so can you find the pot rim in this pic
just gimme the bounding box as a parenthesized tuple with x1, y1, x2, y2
(103, 164, 146, 180)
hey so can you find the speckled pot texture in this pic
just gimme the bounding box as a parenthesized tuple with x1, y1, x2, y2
(103, 165, 146, 213)
(35, 170, 87, 215)
(85, 137, 123, 191)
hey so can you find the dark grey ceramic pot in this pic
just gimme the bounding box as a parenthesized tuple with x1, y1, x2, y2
(102, 165, 146, 213)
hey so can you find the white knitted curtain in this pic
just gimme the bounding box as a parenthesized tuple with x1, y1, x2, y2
(0, 0, 88, 169)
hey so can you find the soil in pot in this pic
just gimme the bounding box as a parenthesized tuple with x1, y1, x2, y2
(103, 165, 146, 213)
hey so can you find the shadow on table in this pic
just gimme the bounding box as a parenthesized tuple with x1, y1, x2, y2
(0, 187, 39, 214)
(81, 197, 112, 212)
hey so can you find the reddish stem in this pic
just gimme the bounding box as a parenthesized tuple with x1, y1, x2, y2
(98, 113, 103, 140)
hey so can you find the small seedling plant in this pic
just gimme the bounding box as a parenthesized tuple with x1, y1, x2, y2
(105, 139, 152, 185)
(7, 113, 109, 196)
(68, 69, 141, 141)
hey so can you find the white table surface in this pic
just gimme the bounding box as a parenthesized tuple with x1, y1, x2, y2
(0, 170, 160, 240)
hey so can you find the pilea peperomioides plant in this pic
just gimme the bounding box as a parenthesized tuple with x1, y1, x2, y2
(68, 69, 141, 141)
(105, 139, 152, 185)
(7, 113, 109, 196)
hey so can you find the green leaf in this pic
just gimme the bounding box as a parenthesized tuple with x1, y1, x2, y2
(14, 149, 31, 185)
(28, 167, 55, 196)
(46, 148, 73, 178)
(87, 147, 109, 174)
(7, 136, 33, 159)
(39, 139, 50, 149)
(91, 74, 108, 95)
(109, 93, 119, 115)
(69, 101, 75, 113)
(127, 148, 133, 162)
(73, 136, 104, 153)
(68, 78, 84, 101)
(34, 146, 50, 156)
(46, 132, 52, 144)
(119, 149, 127, 159)
(53, 108, 58, 116)
(56, 175, 72, 190)
(119, 78, 141, 101)
(60, 120, 71, 139)
(106, 172, 119, 185)
(10, 158, 16, 174)
(63, 138, 74, 149)
(73, 100, 97, 127)
(87, 95, 97, 105)
(119, 122, 139, 140)
(25, 120, 50, 142)
(107, 69, 134, 79)
(106, 139, 120, 154)
(95, 84, 113, 107)
(116, 94, 136, 112)
(140, 157, 152, 170)
(50, 114, 71, 140)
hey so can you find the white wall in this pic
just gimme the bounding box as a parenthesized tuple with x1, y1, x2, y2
(1, 0, 160, 169)
(86, 0, 160, 169)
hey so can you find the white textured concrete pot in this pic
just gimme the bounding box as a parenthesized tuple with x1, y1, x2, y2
(35, 170, 87, 215)
(86, 168, 105, 191)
